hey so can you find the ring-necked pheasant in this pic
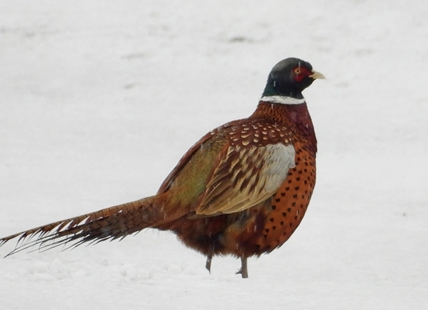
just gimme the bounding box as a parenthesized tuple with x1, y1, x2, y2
(0, 57, 324, 278)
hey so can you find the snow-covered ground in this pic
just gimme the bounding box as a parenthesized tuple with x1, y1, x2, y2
(1, 1, 427, 309)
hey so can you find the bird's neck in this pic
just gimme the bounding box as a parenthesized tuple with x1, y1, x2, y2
(262, 82, 304, 99)
(250, 99, 317, 153)
(259, 95, 306, 105)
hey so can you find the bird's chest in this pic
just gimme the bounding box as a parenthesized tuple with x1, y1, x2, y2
(257, 142, 316, 251)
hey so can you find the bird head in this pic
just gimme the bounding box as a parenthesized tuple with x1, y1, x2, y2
(262, 58, 325, 100)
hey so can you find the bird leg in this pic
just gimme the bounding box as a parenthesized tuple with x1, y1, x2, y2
(236, 256, 248, 278)
(205, 253, 213, 273)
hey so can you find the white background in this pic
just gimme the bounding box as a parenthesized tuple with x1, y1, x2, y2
(0, 1, 427, 309)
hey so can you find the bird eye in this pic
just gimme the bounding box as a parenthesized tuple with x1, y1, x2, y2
(294, 68, 301, 75)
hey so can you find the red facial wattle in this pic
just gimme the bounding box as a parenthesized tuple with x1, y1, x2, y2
(293, 66, 312, 82)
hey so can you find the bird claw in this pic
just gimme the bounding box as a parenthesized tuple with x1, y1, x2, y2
(236, 269, 248, 278)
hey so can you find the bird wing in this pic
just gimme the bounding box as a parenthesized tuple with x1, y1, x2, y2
(158, 122, 296, 217)
(195, 143, 295, 216)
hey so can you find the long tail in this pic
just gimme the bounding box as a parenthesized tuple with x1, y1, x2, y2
(0, 194, 174, 256)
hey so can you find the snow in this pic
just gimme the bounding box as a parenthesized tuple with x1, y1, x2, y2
(1, 0, 427, 309)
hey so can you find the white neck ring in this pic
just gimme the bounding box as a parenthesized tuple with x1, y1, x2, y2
(260, 95, 305, 105)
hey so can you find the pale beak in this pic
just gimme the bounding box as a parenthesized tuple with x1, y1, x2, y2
(310, 70, 326, 80)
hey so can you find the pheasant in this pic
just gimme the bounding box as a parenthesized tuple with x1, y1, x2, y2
(0, 57, 324, 278)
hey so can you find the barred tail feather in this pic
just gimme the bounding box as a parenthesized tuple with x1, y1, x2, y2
(0, 194, 171, 257)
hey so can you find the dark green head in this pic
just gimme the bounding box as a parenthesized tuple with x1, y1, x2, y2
(262, 58, 325, 99)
